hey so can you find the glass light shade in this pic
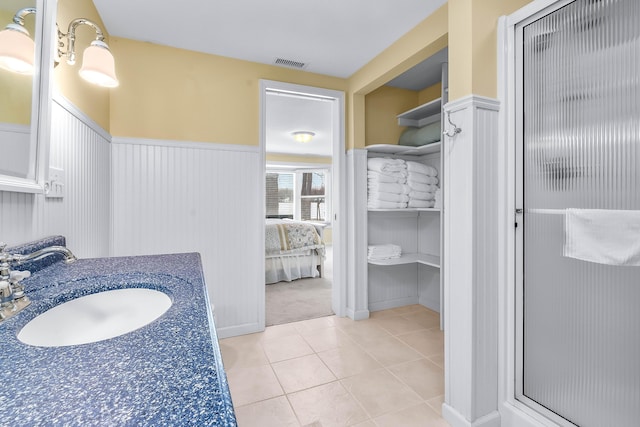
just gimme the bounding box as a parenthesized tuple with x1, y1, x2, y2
(79, 40, 119, 88)
(292, 131, 315, 143)
(0, 24, 35, 75)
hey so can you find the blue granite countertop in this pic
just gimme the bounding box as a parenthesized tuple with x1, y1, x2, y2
(0, 240, 236, 426)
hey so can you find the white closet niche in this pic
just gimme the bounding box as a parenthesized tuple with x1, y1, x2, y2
(366, 147, 443, 315)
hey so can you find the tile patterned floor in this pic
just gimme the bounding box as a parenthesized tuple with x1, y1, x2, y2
(219, 305, 450, 427)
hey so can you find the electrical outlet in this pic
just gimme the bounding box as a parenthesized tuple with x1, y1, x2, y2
(45, 167, 65, 199)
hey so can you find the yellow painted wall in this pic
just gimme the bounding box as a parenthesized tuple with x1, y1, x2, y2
(347, 4, 448, 150)
(418, 82, 442, 105)
(364, 86, 417, 146)
(55, 0, 110, 130)
(109, 38, 347, 146)
(448, 0, 533, 100)
(0, 8, 34, 125)
(266, 154, 332, 164)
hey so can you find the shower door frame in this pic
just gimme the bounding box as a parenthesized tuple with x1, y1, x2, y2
(498, 0, 582, 426)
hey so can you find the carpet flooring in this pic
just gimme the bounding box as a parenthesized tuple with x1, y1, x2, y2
(266, 247, 334, 326)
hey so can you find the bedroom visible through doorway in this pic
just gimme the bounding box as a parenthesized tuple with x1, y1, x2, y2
(260, 80, 345, 327)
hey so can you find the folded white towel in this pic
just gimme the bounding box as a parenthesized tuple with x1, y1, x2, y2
(368, 182, 410, 195)
(408, 199, 435, 208)
(433, 188, 442, 209)
(368, 191, 409, 203)
(368, 171, 406, 184)
(407, 181, 437, 193)
(564, 208, 640, 266)
(367, 200, 407, 209)
(409, 190, 435, 201)
(407, 172, 439, 185)
(368, 157, 406, 174)
(406, 161, 438, 177)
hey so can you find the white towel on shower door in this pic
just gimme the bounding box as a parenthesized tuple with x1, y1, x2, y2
(563, 208, 640, 266)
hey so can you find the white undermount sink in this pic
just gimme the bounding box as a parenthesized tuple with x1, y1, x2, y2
(17, 288, 172, 347)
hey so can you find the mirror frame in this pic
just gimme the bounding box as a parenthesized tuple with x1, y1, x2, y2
(0, 0, 55, 193)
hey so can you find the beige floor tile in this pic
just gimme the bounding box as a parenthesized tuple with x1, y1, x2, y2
(401, 310, 441, 330)
(235, 396, 300, 427)
(262, 334, 314, 363)
(388, 358, 444, 400)
(272, 354, 336, 393)
(372, 402, 448, 427)
(428, 353, 445, 369)
(396, 329, 444, 357)
(292, 315, 337, 334)
(301, 327, 354, 353)
(357, 335, 422, 367)
(220, 331, 265, 348)
(340, 369, 421, 418)
(317, 345, 382, 379)
(349, 421, 376, 427)
(338, 320, 391, 344)
(262, 323, 301, 341)
(288, 381, 369, 427)
(226, 365, 283, 407)
(371, 315, 426, 336)
(220, 341, 270, 370)
(426, 395, 445, 416)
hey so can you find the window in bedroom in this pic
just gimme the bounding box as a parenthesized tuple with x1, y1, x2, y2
(266, 172, 294, 219)
(266, 169, 331, 222)
(299, 172, 326, 221)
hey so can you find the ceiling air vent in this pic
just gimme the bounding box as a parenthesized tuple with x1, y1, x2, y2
(273, 57, 307, 69)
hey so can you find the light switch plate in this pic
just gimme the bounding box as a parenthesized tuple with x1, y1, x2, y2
(45, 167, 65, 199)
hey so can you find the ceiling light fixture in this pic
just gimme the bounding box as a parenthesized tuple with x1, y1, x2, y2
(292, 131, 315, 143)
(57, 18, 119, 88)
(0, 8, 36, 75)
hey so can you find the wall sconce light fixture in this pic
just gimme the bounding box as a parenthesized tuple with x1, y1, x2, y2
(0, 8, 36, 75)
(292, 131, 315, 143)
(57, 18, 119, 88)
(0, 7, 118, 88)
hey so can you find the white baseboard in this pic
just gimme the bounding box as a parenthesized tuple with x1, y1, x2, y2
(217, 322, 264, 340)
(443, 404, 501, 427)
(369, 296, 419, 312)
(346, 308, 370, 321)
(419, 295, 440, 312)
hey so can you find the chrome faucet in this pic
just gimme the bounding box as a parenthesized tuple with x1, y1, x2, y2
(0, 242, 77, 322)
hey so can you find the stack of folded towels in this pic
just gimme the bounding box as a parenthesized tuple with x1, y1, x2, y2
(433, 188, 442, 209)
(368, 244, 402, 261)
(367, 158, 409, 209)
(406, 161, 439, 208)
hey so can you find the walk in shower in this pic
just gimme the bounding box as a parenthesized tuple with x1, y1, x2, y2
(515, 0, 640, 425)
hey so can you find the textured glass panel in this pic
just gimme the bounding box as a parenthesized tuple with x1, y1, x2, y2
(522, 0, 640, 425)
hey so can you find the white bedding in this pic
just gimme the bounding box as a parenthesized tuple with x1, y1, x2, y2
(265, 219, 325, 284)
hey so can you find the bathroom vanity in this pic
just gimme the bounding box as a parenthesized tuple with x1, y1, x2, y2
(0, 237, 236, 426)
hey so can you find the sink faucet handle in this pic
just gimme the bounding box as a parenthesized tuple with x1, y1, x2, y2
(10, 270, 31, 282)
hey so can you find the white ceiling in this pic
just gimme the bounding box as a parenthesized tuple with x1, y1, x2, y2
(265, 92, 333, 157)
(92, 0, 447, 79)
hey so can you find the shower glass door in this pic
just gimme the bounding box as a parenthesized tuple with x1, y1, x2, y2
(516, 0, 640, 425)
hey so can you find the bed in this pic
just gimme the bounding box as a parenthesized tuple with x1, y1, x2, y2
(265, 219, 326, 284)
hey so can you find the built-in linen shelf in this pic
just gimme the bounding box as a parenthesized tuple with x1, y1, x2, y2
(368, 208, 440, 213)
(365, 141, 441, 156)
(368, 253, 440, 268)
(397, 97, 442, 127)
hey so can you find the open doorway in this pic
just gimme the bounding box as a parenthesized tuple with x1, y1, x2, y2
(259, 80, 345, 327)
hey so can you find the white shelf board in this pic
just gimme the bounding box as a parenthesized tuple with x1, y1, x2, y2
(397, 97, 442, 127)
(368, 253, 440, 268)
(365, 141, 441, 156)
(368, 208, 440, 213)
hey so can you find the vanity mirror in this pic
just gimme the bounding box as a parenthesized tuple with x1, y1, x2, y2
(0, 0, 55, 193)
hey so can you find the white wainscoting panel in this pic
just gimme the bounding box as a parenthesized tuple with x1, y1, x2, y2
(111, 138, 263, 338)
(0, 98, 111, 258)
(442, 95, 501, 427)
